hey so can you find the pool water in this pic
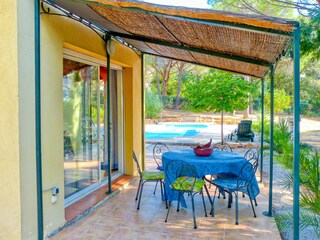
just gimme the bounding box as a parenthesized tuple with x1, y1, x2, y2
(145, 123, 209, 139)
(165, 124, 209, 129)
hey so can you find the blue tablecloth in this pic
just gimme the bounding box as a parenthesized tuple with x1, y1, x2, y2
(162, 149, 260, 207)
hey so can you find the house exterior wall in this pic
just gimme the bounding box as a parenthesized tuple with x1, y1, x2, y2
(1, 0, 37, 239)
(0, 2, 142, 239)
(1, 0, 23, 239)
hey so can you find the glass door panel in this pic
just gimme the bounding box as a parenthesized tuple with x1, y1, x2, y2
(63, 58, 99, 199)
(99, 68, 124, 179)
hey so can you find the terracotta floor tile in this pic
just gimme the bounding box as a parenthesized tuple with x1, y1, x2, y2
(65, 175, 134, 222)
(166, 236, 195, 240)
(51, 175, 281, 240)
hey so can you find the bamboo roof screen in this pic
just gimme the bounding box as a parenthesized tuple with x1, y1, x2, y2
(54, 0, 297, 78)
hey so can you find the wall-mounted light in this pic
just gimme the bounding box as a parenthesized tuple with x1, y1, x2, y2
(106, 39, 116, 56)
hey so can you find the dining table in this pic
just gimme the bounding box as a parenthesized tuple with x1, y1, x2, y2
(162, 149, 260, 208)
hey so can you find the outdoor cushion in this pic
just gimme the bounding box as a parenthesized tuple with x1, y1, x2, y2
(170, 176, 205, 192)
(141, 171, 164, 180)
(212, 177, 247, 191)
(157, 165, 164, 171)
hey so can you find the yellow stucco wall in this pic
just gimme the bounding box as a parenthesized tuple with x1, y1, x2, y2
(1, 0, 39, 239)
(1, 1, 142, 239)
(40, 4, 142, 236)
(0, 1, 22, 239)
(18, 1, 39, 239)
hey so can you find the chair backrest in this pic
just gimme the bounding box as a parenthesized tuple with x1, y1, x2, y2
(237, 157, 258, 189)
(165, 160, 199, 191)
(132, 150, 142, 178)
(237, 122, 252, 136)
(153, 142, 170, 167)
(244, 148, 259, 161)
(212, 142, 233, 152)
(240, 120, 252, 125)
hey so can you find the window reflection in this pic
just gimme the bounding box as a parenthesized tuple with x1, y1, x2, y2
(63, 58, 99, 198)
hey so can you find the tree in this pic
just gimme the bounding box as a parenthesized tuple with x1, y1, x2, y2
(208, 0, 295, 18)
(156, 58, 176, 96)
(299, 58, 320, 114)
(300, 14, 320, 60)
(243, 76, 254, 118)
(184, 70, 254, 142)
(208, 0, 320, 60)
(264, 89, 292, 115)
(208, 0, 319, 17)
(174, 62, 191, 110)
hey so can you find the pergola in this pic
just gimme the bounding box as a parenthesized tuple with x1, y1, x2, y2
(35, 0, 301, 239)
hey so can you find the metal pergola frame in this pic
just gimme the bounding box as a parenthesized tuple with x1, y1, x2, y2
(109, 31, 271, 67)
(34, 1, 301, 239)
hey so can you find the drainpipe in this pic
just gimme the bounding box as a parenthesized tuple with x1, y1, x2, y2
(35, 0, 44, 239)
(141, 54, 145, 170)
(293, 24, 300, 240)
(263, 65, 274, 217)
(260, 77, 264, 183)
(105, 36, 112, 194)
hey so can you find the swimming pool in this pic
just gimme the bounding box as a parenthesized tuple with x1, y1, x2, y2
(165, 123, 209, 129)
(145, 123, 211, 139)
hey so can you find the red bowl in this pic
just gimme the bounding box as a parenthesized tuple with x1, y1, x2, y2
(193, 147, 213, 156)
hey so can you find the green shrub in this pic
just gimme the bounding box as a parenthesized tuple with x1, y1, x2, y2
(162, 95, 174, 109)
(160, 95, 189, 109)
(274, 118, 292, 154)
(276, 210, 320, 239)
(176, 97, 189, 109)
(251, 116, 270, 142)
(300, 100, 311, 115)
(145, 91, 163, 118)
(278, 149, 320, 238)
(300, 149, 320, 214)
(253, 98, 261, 111)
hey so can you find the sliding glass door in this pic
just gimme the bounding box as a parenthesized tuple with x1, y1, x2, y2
(63, 52, 124, 206)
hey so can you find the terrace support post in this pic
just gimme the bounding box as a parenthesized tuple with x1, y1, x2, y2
(35, 0, 44, 239)
(221, 110, 224, 144)
(141, 54, 145, 170)
(263, 65, 274, 217)
(260, 78, 265, 183)
(97, 66, 101, 181)
(105, 36, 112, 194)
(293, 24, 301, 240)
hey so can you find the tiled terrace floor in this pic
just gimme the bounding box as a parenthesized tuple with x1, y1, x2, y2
(51, 177, 281, 240)
(65, 175, 135, 222)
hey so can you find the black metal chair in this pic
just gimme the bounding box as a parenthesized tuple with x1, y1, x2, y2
(153, 142, 170, 171)
(207, 147, 260, 207)
(243, 148, 260, 206)
(132, 150, 167, 210)
(230, 120, 255, 142)
(212, 142, 233, 152)
(152, 143, 170, 194)
(208, 142, 233, 191)
(165, 160, 207, 229)
(244, 147, 259, 161)
(64, 133, 75, 161)
(210, 157, 259, 225)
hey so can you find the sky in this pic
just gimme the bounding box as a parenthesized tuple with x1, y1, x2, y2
(143, 0, 211, 9)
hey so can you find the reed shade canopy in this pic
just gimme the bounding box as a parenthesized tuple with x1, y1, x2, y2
(53, 0, 297, 78)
